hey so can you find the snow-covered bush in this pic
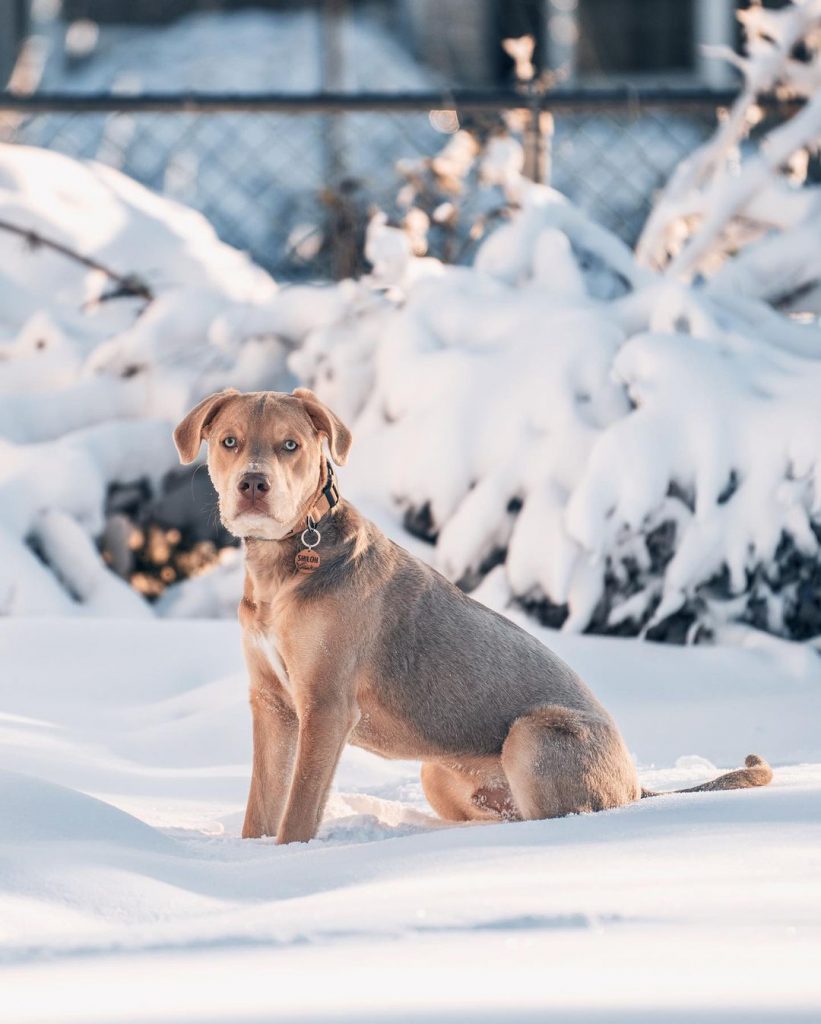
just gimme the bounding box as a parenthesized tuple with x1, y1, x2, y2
(290, 2, 821, 646)
(638, 0, 821, 316)
(291, 191, 819, 643)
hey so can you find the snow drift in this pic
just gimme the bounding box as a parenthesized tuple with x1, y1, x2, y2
(1, 615, 820, 1021)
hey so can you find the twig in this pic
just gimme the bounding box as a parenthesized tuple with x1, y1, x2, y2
(0, 217, 154, 302)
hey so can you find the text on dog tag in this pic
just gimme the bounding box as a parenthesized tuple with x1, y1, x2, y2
(295, 550, 321, 573)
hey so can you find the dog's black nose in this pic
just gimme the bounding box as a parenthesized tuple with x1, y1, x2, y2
(237, 472, 270, 500)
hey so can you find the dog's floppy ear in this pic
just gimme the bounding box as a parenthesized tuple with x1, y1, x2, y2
(173, 388, 239, 464)
(292, 387, 352, 466)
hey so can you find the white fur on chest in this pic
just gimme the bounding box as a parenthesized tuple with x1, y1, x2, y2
(251, 629, 291, 693)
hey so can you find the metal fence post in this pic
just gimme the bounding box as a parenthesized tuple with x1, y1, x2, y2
(320, 0, 358, 280)
(541, 107, 554, 185)
(320, 0, 345, 185)
(523, 91, 547, 184)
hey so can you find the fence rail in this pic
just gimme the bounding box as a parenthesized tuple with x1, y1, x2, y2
(0, 87, 749, 112)
(0, 87, 792, 280)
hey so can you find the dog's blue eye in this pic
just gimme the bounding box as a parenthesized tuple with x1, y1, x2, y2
(283, 439, 298, 452)
(222, 436, 237, 449)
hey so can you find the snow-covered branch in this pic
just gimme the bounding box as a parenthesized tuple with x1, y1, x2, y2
(638, 0, 821, 295)
(0, 216, 153, 302)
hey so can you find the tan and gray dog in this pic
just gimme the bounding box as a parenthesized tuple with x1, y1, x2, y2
(174, 387, 772, 844)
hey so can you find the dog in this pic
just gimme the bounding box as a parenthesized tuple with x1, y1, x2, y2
(173, 387, 773, 844)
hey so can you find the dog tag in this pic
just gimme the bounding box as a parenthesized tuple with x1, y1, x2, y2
(295, 549, 321, 573)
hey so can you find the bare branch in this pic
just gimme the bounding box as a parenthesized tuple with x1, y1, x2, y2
(0, 217, 154, 303)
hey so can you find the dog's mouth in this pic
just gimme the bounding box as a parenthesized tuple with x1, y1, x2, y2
(221, 498, 296, 540)
(235, 495, 271, 517)
(233, 502, 296, 525)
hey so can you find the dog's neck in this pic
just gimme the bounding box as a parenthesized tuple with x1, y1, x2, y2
(241, 500, 356, 598)
(286, 458, 340, 538)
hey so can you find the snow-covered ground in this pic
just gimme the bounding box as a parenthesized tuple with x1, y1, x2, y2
(2, 564, 820, 1021)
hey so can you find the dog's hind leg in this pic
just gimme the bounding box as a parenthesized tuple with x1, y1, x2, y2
(501, 706, 641, 821)
(421, 761, 519, 823)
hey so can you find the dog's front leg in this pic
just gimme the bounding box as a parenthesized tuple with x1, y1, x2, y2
(242, 686, 298, 839)
(276, 693, 360, 845)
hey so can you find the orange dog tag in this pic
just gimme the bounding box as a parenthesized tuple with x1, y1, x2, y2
(295, 550, 321, 573)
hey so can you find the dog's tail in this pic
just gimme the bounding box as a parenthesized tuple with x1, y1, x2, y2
(640, 753, 773, 799)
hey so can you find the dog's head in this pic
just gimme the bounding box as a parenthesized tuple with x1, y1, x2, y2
(173, 388, 351, 540)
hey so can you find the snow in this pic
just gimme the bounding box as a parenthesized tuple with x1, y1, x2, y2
(35, 7, 437, 96)
(1, 607, 820, 1021)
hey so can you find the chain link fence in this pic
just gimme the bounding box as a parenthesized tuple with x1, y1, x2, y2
(0, 90, 767, 279)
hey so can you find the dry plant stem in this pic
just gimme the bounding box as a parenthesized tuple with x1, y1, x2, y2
(668, 86, 821, 279)
(637, 2, 821, 270)
(0, 217, 154, 302)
